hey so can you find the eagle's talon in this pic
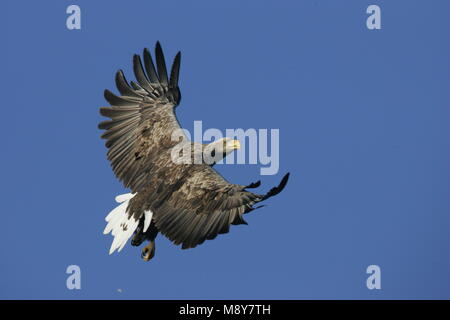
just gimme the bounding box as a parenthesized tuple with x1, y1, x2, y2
(141, 241, 155, 261)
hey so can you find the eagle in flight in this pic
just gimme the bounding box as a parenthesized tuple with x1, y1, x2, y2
(99, 42, 290, 261)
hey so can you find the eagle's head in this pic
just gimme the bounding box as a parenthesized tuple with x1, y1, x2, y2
(203, 137, 241, 165)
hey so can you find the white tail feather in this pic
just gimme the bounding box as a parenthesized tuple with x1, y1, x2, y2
(104, 193, 154, 255)
(143, 210, 153, 232)
(115, 193, 135, 203)
(104, 193, 137, 254)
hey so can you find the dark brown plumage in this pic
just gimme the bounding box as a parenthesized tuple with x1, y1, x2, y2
(99, 42, 289, 257)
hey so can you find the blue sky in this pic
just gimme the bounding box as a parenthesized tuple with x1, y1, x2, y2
(2, 0, 450, 299)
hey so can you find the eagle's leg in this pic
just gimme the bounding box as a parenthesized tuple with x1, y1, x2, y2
(142, 240, 155, 261)
(131, 218, 146, 246)
(140, 223, 159, 261)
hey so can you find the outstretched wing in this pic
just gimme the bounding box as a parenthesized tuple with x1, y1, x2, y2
(99, 42, 183, 192)
(151, 167, 290, 249)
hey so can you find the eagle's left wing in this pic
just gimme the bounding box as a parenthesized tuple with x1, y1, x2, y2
(99, 42, 184, 192)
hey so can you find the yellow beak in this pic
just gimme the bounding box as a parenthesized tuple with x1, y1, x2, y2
(231, 140, 241, 150)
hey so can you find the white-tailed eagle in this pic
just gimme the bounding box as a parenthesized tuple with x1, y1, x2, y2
(99, 42, 289, 261)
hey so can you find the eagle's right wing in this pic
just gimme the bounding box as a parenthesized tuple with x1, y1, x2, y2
(150, 165, 290, 250)
(99, 42, 184, 193)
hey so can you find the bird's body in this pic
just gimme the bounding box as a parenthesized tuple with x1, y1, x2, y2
(99, 42, 289, 260)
